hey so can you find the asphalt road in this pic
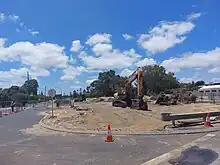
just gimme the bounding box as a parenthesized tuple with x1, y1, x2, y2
(0, 104, 206, 165)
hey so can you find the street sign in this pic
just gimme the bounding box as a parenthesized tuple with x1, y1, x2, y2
(48, 89, 56, 118)
(48, 89, 56, 98)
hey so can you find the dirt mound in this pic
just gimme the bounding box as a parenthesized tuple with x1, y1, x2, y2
(22, 102, 220, 136)
(42, 103, 164, 133)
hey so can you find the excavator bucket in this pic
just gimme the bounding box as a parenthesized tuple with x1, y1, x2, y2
(112, 100, 127, 108)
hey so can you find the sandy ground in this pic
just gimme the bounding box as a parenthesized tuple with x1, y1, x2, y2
(37, 101, 220, 134)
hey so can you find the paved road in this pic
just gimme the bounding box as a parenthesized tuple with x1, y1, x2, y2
(0, 104, 206, 165)
(158, 132, 220, 165)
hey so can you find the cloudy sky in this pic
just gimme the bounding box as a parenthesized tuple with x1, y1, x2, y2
(0, 0, 220, 93)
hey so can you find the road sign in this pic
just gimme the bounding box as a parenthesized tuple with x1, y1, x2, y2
(48, 89, 56, 118)
(48, 89, 56, 98)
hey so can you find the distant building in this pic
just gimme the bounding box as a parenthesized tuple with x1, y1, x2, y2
(198, 84, 220, 93)
(198, 84, 220, 100)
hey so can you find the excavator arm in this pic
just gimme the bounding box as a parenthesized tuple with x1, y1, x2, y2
(125, 67, 143, 97)
(113, 67, 148, 110)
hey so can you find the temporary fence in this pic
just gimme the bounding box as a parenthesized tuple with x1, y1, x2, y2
(194, 91, 220, 104)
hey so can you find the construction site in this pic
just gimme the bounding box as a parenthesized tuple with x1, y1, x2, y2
(28, 67, 220, 136)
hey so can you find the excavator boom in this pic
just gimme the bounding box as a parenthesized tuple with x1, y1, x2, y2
(112, 67, 148, 110)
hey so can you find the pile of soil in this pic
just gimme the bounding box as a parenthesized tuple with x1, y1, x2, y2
(22, 102, 220, 135)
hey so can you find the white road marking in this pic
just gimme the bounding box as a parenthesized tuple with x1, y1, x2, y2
(158, 141, 169, 145)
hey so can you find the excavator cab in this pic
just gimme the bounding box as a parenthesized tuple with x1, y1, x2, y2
(112, 67, 148, 111)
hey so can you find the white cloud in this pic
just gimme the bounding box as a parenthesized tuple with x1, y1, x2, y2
(76, 66, 102, 73)
(0, 12, 39, 36)
(135, 58, 157, 67)
(29, 30, 39, 36)
(208, 67, 220, 73)
(179, 77, 200, 83)
(70, 85, 83, 89)
(92, 43, 112, 55)
(86, 33, 111, 46)
(0, 67, 49, 88)
(120, 68, 133, 77)
(85, 79, 97, 85)
(75, 80, 81, 84)
(0, 38, 70, 80)
(60, 66, 81, 81)
(195, 68, 202, 70)
(30, 67, 50, 77)
(79, 34, 142, 70)
(122, 34, 134, 40)
(0, 68, 27, 87)
(161, 48, 220, 73)
(19, 22, 24, 27)
(8, 14, 19, 22)
(79, 48, 140, 69)
(0, 13, 5, 22)
(138, 20, 196, 54)
(0, 13, 19, 23)
(211, 78, 220, 83)
(0, 39, 68, 68)
(70, 40, 83, 52)
(88, 76, 98, 79)
(16, 28, 20, 32)
(187, 13, 201, 21)
(68, 54, 77, 65)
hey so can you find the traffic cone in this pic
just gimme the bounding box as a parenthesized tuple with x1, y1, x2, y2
(204, 112, 213, 127)
(105, 124, 114, 142)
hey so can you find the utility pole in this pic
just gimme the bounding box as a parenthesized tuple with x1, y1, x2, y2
(27, 71, 30, 81)
(44, 86, 47, 96)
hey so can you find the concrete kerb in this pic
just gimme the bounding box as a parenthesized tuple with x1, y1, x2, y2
(39, 115, 220, 136)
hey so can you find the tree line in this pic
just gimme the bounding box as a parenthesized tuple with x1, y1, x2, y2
(86, 65, 205, 98)
(0, 65, 206, 106)
(0, 79, 40, 107)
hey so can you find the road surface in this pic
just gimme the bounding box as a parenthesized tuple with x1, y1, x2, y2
(0, 104, 206, 165)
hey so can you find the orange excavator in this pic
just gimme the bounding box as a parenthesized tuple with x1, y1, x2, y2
(112, 67, 148, 110)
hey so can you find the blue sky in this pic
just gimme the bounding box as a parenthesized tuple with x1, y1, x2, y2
(0, 0, 220, 93)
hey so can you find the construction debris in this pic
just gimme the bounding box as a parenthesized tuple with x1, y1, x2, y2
(74, 106, 90, 111)
(155, 91, 197, 106)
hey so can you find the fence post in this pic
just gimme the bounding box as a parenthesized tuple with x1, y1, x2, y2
(213, 93, 216, 104)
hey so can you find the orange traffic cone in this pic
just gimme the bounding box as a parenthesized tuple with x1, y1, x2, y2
(105, 124, 114, 142)
(204, 113, 213, 127)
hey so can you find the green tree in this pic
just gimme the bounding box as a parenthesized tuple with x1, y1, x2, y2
(19, 87, 28, 94)
(89, 70, 126, 97)
(73, 90, 78, 98)
(11, 93, 29, 104)
(142, 65, 179, 94)
(195, 81, 205, 86)
(86, 86, 90, 93)
(8, 86, 19, 96)
(22, 79, 39, 95)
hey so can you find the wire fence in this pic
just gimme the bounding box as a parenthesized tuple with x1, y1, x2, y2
(194, 91, 220, 104)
